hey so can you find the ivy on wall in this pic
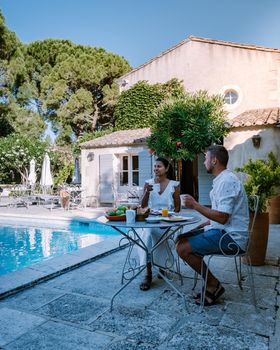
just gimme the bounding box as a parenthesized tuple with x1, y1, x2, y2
(114, 79, 185, 130)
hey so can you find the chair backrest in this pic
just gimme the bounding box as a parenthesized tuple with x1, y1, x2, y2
(246, 195, 259, 253)
(248, 195, 259, 234)
(218, 194, 259, 256)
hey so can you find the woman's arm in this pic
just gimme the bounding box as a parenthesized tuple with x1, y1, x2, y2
(141, 182, 153, 208)
(173, 185, 181, 212)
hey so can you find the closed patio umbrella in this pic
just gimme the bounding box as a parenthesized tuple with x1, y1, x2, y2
(28, 158, 36, 188)
(40, 153, 53, 194)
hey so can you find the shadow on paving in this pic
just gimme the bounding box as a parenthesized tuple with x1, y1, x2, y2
(0, 242, 279, 349)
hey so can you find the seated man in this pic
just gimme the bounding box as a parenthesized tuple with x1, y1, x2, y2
(176, 145, 249, 306)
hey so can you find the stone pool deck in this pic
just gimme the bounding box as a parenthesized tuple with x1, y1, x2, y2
(0, 206, 279, 349)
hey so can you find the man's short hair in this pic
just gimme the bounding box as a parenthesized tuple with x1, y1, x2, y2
(207, 145, 229, 167)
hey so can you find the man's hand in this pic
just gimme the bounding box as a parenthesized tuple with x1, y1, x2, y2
(182, 194, 198, 209)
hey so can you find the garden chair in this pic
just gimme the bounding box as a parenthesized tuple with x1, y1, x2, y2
(193, 195, 259, 311)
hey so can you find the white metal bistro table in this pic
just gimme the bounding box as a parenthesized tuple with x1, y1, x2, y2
(97, 213, 206, 311)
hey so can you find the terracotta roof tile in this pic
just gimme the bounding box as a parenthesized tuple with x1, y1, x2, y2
(230, 108, 280, 128)
(81, 108, 280, 150)
(80, 128, 151, 149)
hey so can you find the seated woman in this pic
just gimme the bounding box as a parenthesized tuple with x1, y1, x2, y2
(138, 157, 180, 291)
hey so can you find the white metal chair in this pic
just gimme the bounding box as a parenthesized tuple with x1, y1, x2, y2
(194, 195, 259, 310)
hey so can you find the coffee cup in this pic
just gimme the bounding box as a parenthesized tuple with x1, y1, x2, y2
(180, 194, 187, 208)
(145, 179, 154, 191)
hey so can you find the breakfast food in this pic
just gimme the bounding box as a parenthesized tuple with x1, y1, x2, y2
(136, 207, 150, 215)
(106, 205, 128, 217)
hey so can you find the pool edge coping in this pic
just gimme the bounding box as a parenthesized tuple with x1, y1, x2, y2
(0, 214, 127, 300)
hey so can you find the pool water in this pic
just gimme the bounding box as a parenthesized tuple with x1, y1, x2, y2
(0, 221, 119, 276)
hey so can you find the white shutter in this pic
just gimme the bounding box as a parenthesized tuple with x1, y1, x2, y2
(99, 154, 114, 203)
(139, 149, 153, 187)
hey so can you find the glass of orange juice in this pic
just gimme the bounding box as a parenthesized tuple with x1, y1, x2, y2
(162, 208, 168, 217)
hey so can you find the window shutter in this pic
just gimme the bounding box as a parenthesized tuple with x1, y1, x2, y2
(99, 154, 114, 203)
(139, 149, 153, 187)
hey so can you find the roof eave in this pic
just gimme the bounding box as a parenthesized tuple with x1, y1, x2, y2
(81, 140, 149, 150)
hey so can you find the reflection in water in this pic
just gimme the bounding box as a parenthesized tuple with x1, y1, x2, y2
(29, 228, 36, 249)
(42, 228, 52, 258)
(0, 223, 119, 276)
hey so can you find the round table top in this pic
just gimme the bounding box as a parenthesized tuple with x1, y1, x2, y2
(97, 214, 201, 229)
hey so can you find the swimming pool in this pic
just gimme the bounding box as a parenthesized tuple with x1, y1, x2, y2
(0, 220, 119, 276)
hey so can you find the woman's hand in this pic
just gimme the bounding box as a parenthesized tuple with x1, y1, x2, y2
(144, 183, 154, 193)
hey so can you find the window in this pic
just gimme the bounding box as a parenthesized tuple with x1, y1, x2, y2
(119, 155, 139, 186)
(224, 90, 238, 105)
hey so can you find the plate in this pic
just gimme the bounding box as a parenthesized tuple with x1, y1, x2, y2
(150, 210, 175, 216)
(105, 214, 126, 221)
(161, 216, 195, 222)
(145, 217, 162, 223)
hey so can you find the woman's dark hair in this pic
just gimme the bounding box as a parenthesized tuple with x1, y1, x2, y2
(156, 157, 175, 180)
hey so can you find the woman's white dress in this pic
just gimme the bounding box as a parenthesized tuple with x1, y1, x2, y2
(138, 179, 180, 268)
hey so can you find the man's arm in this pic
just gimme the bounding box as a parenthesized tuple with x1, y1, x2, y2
(183, 194, 229, 224)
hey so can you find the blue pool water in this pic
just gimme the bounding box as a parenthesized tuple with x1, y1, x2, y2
(0, 221, 119, 276)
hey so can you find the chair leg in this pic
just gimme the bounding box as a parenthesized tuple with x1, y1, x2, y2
(176, 255, 183, 286)
(243, 255, 257, 309)
(192, 271, 199, 290)
(199, 256, 212, 312)
(234, 256, 243, 290)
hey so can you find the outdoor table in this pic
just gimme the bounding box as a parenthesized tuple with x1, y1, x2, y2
(97, 212, 207, 311)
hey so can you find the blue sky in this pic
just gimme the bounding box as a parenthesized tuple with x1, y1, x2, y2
(1, 0, 280, 67)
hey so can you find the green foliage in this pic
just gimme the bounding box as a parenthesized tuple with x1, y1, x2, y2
(148, 91, 228, 160)
(0, 134, 50, 183)
(53, 160, 74, 185)
(0, 11, 22, 61)
(114, 79, 185, 130)
(36, 40, 131, 138)
(235, 152, 280, 213)
(50, 145, 74, 185)
(0, 11, 131, 142)
(0, 12, 41, 137)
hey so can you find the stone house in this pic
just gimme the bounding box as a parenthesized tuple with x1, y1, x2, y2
(81, 36, 280, 206)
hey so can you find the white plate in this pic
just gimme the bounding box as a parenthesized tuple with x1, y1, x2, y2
(145, 217, 162, 223)
(161, 216, 195, 222)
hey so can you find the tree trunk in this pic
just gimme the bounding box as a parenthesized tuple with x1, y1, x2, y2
(92, 105, 99, 130)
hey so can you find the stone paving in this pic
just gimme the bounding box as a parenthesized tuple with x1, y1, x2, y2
(0, 206, 279, 349)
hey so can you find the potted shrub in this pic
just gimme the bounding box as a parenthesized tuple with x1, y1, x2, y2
(267, 192, 280, 224)
(236, 152, 280, 265)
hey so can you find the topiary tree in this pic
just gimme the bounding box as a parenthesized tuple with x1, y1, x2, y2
(148, 91, 228, 160)
(114, 79, 185, 130)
